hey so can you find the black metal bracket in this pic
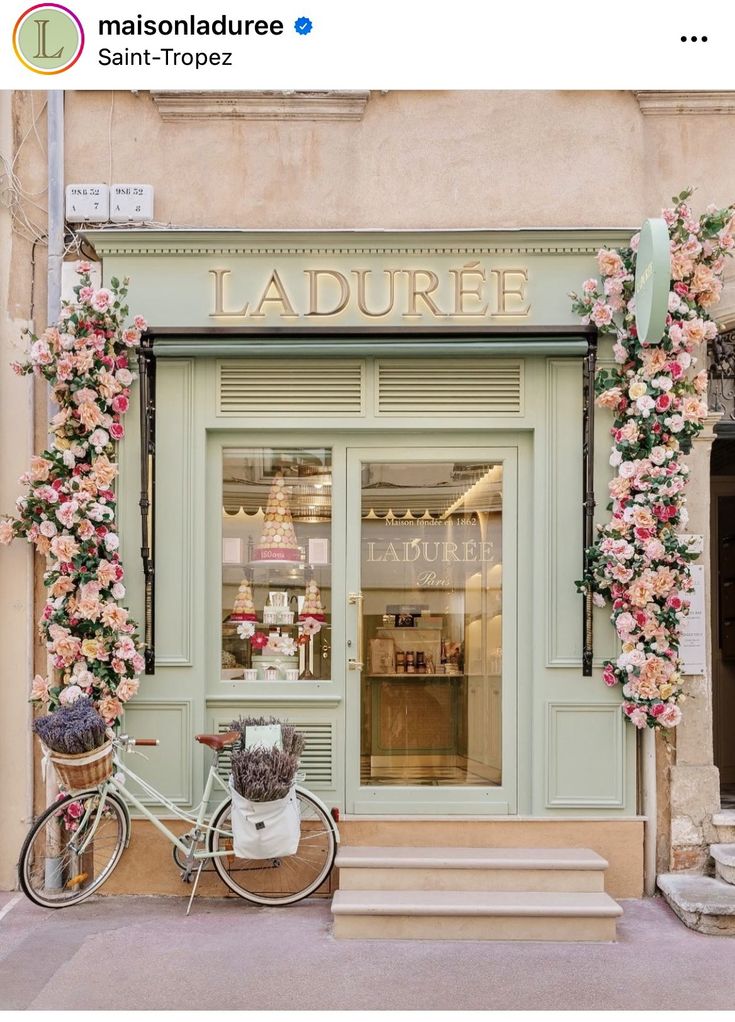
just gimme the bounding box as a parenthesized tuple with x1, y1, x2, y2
(582, 330, 598, 676)
(138, 333, 156, 674)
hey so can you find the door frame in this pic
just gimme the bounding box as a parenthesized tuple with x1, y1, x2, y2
(207, 429, 532, 816)
(345, 439, 529, 815)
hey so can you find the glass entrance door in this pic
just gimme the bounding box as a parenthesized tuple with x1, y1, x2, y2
(345, 447, 517, 814)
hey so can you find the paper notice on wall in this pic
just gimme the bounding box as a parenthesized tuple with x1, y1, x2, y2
(679, 564, 706, 675)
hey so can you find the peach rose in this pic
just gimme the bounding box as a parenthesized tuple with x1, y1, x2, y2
(597, 249, 624, 277)
(90, 455, 118, 489)
(30, 456, 53, 482)
(50, 535, 80, 561)
(101, 604, 129, 629)
(98, 695, 123, 722)
(78, 401, 105, 430)
(30, 674, 49, 701)
(116, 678, 140, 702)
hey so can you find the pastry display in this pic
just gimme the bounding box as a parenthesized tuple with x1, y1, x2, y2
(253, 474, 301, 562)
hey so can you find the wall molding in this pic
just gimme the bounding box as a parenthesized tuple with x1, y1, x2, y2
(154, 359, 193, 667)
(546, 702, 625, 808)
(121, 699, 192, 805)
(83, 228, 636, 260)
(634, 91, 735, 116)
(150, 90, 371, 121)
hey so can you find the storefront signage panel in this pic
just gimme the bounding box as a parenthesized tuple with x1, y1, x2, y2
(87, 229, 635, 331)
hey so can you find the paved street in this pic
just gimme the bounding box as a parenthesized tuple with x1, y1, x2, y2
(0, 892, 734, 1011)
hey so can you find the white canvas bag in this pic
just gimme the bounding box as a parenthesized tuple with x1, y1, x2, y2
(228, 781, 301, 859)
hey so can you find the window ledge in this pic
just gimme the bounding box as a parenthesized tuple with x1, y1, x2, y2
(634, 91, 735, 115)
(150, 90, 371, 121)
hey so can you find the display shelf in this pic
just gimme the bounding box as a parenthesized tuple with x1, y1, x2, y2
(367, 673, 465, 679)
(233, 617, 331, 625)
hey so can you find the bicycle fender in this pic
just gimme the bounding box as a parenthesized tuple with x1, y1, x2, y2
(295, 785, 340, 843)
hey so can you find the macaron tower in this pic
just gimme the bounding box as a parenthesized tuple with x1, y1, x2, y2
(299, 576, 326, 621)
(253, 474, 301, 562)
(230, 577, 257, 621)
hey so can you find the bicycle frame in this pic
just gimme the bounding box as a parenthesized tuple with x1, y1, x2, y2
(70, 745, 338, 862)
(73, 748, 234, 862)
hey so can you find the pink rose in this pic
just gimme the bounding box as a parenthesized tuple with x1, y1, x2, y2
(111, 395, 129, 415)
(110, 422, 125, 440)
(91, 289, 112, 312)
(655, 393, 672, 412)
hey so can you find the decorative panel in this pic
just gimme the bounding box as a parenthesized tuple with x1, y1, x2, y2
(546, 702, 624, 808)
(213, 718, 336, 791)
(218, 360, 365, 416)
(121, 700, 192, 806)
(155, 360, 193, 666)
(376, 360, 522, 416)
(545, 360, 583, 665)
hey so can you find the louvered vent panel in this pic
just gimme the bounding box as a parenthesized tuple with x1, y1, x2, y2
(218, 360, 364, 416)
(377, 360, 522, 416)
(216, 720, 335, 790)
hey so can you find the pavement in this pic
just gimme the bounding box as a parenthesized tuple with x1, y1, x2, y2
(0, 891, 734, 1011)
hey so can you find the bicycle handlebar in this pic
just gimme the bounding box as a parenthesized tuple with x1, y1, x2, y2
(131, 739, 159, 746)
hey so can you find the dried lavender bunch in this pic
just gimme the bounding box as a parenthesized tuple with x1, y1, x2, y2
(33, 698, 108, 755)
(230, 745, 300, 801)
(229, 715, 306, 758)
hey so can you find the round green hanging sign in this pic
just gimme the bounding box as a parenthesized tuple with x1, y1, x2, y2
(634, 217, 671, 344)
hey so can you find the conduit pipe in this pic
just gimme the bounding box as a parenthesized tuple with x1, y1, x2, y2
(642, 727, 657, 896)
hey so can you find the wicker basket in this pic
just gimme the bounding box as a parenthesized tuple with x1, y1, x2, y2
(47, 740, 114, 790)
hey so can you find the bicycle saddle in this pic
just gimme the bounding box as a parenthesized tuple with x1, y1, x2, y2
(194, 731, 240, 751)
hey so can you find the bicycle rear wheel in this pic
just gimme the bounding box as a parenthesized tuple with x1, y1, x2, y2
(209, 788, 337, 905)
(19, 789, 128, 909)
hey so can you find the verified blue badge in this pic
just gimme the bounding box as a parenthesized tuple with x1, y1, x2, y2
(294, 16, 312, 35)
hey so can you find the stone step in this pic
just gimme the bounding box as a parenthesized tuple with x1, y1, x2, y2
(710, 844, 735, 886)
(335, 846, 608, 892)
(331, 889, 622, 941)
(712, 810, 735, 843)
(658, 873, 735, 936)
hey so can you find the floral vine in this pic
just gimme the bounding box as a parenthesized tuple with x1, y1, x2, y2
(571, 189, 735, 731)
(0, 263, 145, 724)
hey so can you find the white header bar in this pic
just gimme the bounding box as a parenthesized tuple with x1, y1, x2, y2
(2, 0, 730, 89)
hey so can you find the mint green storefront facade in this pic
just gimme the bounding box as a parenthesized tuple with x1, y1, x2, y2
(86, 228, 643, 894)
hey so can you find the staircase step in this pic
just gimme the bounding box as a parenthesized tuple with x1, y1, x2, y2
(710, 844, 735, 886)
(658, 873, 735, 936)
(335, 846, 607, 892)
(712, 811, 735, 843)
(331, 889, 622, 941)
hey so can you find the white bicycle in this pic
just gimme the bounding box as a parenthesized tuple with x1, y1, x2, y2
(19, 730, 339, 911)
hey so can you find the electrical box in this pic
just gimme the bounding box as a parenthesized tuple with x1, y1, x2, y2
(65, 184, 110, 223)
(110, 184, 154, 223)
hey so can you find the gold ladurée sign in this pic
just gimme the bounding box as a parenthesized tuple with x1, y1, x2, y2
(209, 262, 531, 321)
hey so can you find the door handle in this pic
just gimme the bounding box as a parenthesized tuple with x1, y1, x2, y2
(348, 591, 364, 670)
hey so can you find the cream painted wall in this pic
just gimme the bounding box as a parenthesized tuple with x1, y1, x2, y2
(0, 90, 34, 889)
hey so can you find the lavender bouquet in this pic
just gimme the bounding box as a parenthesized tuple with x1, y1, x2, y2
(229, 716, 305, 802)
(33, 697, 108, 755)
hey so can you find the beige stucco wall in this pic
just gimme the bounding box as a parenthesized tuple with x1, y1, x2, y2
(60, 90, 735, 233)
(1, 89, 734, 890)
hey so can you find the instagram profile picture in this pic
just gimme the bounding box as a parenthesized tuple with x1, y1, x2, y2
(13, 3, 84, 74)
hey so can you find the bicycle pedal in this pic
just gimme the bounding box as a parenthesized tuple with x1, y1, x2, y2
(180, 869, 194, 884)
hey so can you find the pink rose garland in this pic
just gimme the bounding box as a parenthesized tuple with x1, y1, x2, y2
(571, 189, 735, 731)
(0, 264, 146, 724)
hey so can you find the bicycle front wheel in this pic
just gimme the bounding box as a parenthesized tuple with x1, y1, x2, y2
(19, 789, 128, 909)
(209, 788, 337, 906)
